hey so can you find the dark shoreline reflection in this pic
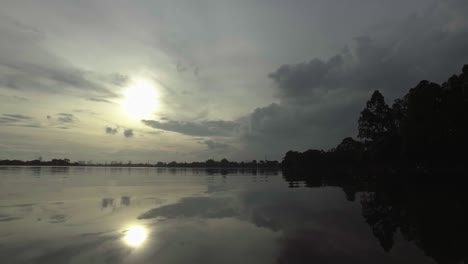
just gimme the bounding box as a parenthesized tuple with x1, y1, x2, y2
(283, 170, 468, 264)
(360, 185, 467, 264)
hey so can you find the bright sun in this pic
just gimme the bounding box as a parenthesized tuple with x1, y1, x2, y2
(123, 225, 148, 247)
(123, 79, 158, 119)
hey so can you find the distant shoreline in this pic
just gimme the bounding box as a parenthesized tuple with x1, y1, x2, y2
(0, 165, 280, 169)
(0, 158, 279, 168)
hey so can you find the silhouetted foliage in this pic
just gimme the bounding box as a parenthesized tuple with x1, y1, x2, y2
(358, 90, 394, 142)
(398, 73, 468, 166)
(333, 137, 365, 163)
(282, 64, 468, 174)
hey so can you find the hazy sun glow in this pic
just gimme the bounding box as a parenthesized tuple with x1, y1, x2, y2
(123, 79, 158, 119)
(123, 225, 148, 247)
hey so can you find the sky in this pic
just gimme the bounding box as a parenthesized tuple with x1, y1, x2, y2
(1, 0, 467, 163)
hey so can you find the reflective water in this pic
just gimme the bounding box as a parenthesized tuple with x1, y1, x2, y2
(0, 167, 464, 264)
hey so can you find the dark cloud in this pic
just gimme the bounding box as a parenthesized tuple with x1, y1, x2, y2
(268, 55, 345, 102)
(0, 214, 22, 222)
(268, 29, 468, 105)
(142, 119, 239, 137)
(200, 140, 230, 151)
(0, 116, 21, 124)
(105, 127, 118, 135)
(0, 113, 41, 128)
(123, 129, 134, 138)
(72, 109, 99, 116)
(235, 2, 468, 159)
(237, 99, 361, 159)
(43, 113, 78, 129)
(56, 113, 77, 124)
(136, 1, 468, 161)
(2, 114, 32, 120)
(86, 98, 113, 104)
(48, 214, 66, 224)
(145, 131, 163, 135)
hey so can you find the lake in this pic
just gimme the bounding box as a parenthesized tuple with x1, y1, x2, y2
(0, 166, 463, 264)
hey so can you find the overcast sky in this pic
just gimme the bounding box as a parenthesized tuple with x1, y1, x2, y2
(1, 0, 467, 162)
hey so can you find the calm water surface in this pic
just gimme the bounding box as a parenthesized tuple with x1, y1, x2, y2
(0, 167, 455, 263)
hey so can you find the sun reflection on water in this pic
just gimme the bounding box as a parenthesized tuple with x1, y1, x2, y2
(123, 225, 148, 247)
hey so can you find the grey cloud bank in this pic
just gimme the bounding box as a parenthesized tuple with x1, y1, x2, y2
(142, 119, 239, 137)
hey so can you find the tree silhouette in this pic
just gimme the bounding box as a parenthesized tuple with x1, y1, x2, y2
(282, 65, 468, 173)
(358, 90, 394, 142)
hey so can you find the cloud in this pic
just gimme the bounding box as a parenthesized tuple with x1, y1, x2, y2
(0, 113, 41, 128)
(233, 2, 468, 159)
(2, 114, 32, 120)
(123, 129, 134, 138)
(87, 98, 113, 104)
(142, 119, 239, 137)
(145, 131, 163, 135)
(43, 113, 78, 129)
(236, 98, 362, 158)
(105, 126, 118, 135)
(73, 109, 99, 116)
(1, 0, 468, 162)
(0, 16, 121, 98)
(140, 1, 468, 161)
(268, 55, 345, 102)
(0, 116, 22, 124)
(200, 140, 230, 151)
(0, 214, 22, 222)
(56, 113, 77, 124)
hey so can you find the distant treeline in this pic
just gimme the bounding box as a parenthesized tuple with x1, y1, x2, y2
(282, 65, 468, 174)
(0, 158, 280, 169)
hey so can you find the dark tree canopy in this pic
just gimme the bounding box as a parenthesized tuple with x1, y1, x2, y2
(282, 64, 468, 172)
(335, 137, 361, 153)
(358, 90, 394, 142)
